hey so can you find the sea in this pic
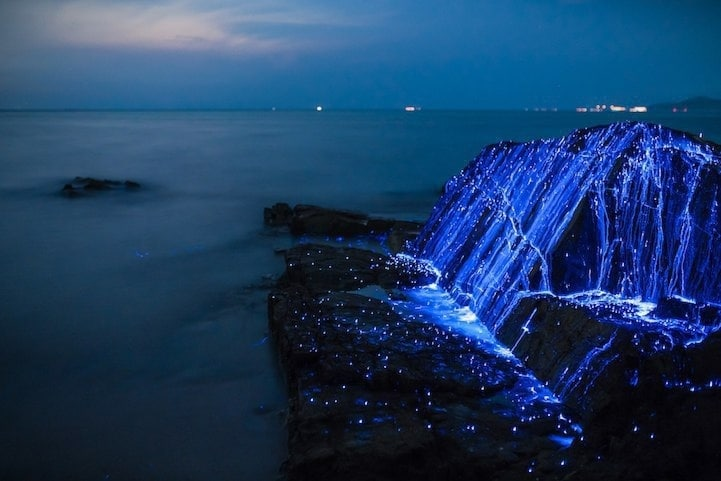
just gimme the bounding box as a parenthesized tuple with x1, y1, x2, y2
(1, 109, 719, 480)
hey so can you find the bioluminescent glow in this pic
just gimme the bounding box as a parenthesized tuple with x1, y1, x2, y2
(409, 122, 721, 401)
(392, 284, 582, 442)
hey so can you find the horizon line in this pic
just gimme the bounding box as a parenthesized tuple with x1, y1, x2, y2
(0, 107, 677, 114)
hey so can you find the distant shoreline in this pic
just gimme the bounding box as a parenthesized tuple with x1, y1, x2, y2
(1, 107, 719, 114)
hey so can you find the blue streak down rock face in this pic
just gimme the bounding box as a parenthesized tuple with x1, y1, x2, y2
(412, 121, 721, 332)
(410, 122, 721, 450)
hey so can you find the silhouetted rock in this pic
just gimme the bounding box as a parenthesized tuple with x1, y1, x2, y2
(291, 204, 392, 236)
(264, 203, 422, 253)
(60, 176, 141, 197)
(264, 202, 293, 226)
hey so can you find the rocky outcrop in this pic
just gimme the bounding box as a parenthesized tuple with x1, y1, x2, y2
(264, 203, 422, 253)
(270, 241, 721, 481)
(61, 176, 140, 197)
(280, 243, 437, 292)
(269, 245, 580, 481)
(267, 123, 721, 481)
(499, 293, 721, 480)
(412, 122, 721, 328)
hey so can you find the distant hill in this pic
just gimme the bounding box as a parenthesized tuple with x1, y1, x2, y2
(649, 96, 721, 112)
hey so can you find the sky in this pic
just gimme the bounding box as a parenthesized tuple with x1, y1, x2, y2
(1, 0, 720, 110)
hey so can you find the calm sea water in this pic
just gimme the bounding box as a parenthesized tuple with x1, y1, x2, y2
(1, 110, 719, 480)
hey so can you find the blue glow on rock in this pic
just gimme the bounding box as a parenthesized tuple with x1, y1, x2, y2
(393, 284, 581, 438)
(413, 122, 720, 323)
(409, 122, 721, 401)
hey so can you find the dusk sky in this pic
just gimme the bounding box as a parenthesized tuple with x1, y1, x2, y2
(1, 0, 720, 110)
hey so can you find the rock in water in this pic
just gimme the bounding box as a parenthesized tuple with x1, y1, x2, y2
(269, 122, 721, 480)
(412, 121, 721, 331)
(408, 121, 721, 479)
(264, 203, 424, 252)
(269, 245, 580, 481)
(61, 176, 141, 197)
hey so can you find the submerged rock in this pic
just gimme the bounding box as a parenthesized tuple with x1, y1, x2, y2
(61, 176, 141, 197)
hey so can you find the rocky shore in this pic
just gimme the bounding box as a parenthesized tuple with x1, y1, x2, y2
(266, 203, 721, 481)
(267, 219, 577, 480)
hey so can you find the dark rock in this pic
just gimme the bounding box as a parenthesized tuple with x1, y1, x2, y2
(269, 235, 721, 480)
(61, 183, 78, 197)
(402, 121, 721, 478)
(652, 296, 699, 321)
(266, 122, 721, 480)
(699, 303, 721, 328)
(264, 202, 294, 226)
(290, 204, 393, 236)
(60, 176, 141, 197)
(279, 244, 437, 293)
(498, 293, 721, 480)
(263, 203, 422, 252)
(386, 221, 423, 254)
(269, 275, 578, 481)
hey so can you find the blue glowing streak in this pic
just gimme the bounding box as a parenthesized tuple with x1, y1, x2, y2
(394, 285, 577, 424)
(412, 122, 720, 327)
(407, 122, 721, 401)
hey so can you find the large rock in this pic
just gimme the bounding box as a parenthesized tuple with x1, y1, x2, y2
(497, 293, 721, 480)
(412, 122, 721, 327)
(267, 123, 721, 481)
(269, 245, 580, 481)
(405, 121, 721, 476)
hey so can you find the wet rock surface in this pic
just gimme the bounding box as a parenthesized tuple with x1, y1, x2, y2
(267, 121, 721, 481)
(61, 176, 140, 197)
(270, 239, 721, 481)
(499, 293, 721, 480)
(398, 122, 721, 479)
(270, 243, 581, 481)
(280, 243, 437, 292)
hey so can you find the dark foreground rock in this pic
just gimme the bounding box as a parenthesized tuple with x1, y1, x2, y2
(269, 241, 721, 481)
(61, 176, 141, 197)
(399, 122, 721, 479)
(270, 244, 581, 481)
(499, 293, 721, 480)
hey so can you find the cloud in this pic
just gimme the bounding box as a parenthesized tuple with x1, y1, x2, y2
(17, 0, 380, 55)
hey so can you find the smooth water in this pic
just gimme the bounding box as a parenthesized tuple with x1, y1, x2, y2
(1, 110, 719, 480)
